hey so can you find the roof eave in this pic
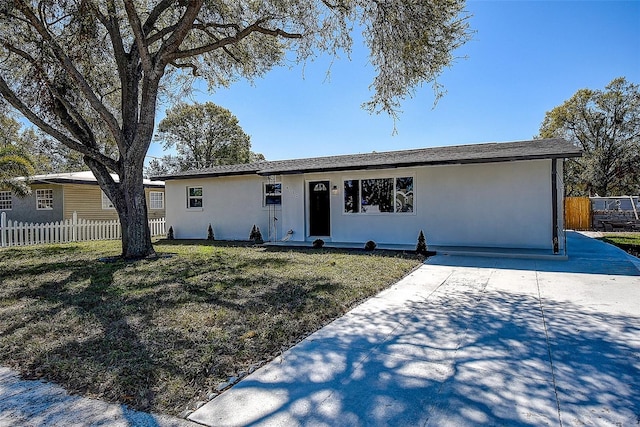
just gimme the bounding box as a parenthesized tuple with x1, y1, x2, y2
(154, 170, 259, 181)
(258, 151, 583, 176)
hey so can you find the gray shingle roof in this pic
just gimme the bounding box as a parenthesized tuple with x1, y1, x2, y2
(153, 138, 581, 180)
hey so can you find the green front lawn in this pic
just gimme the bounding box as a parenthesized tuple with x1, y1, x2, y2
(0, 240, 421, 416)
(600, 232, 640, 258)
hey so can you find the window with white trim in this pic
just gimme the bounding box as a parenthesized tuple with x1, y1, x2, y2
(101, 190, 115, 209)
(149, 191, 164, 210)
(263, 182, 281, 206)
(0, 191, 12, 210)
(187, 186, 203, 208)
(36, 188, 54, 210)
(344, 177, 413, 214)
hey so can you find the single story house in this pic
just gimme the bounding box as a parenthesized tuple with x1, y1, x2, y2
(1, 171, 165, 223)
(155, 139, 582, 255)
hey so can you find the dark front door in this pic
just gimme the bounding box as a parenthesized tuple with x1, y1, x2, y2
(309, 181, 330, 236)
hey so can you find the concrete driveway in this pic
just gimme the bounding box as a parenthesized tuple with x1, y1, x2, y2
(190, 232, 640, 426)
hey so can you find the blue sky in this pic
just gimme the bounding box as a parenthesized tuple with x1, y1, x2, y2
(148, 0, 640, 162)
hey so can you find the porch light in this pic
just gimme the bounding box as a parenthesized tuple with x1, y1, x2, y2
(331, 185, 339, 195)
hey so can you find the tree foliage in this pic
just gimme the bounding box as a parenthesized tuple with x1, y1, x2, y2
(0, 0, 471, 258)
(0, 109, 34, 195)
(0, 145, 34, 197)
(539, 77, 640, 196)
(151, 101, 263, 174)
(1, 110, 85, 174)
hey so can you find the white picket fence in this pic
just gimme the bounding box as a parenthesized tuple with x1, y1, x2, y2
(0, 211, 165, 248)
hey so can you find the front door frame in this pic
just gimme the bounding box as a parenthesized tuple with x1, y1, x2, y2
(306, 179, 331, 238)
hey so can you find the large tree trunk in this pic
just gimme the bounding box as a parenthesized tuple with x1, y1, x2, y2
(118, 168, 155, 259)
(87, 157, 156, 259)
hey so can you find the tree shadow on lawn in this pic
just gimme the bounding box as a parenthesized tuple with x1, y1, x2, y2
(203, 288, 640, 426)
(0, 255, 352, 415)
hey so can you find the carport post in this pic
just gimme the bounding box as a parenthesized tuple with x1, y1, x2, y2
(552, 158, 559, 254)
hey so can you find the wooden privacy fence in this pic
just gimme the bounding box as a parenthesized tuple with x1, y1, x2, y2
(1, 211, 165, 248)
(564, 197, 591, 230)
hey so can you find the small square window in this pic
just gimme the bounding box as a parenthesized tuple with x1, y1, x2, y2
(187, 187, 203, 208)
(101, 190, 115, 209)
(150, 191, 164, 210)
(264, 182, 281, 205)
(36, 189, 54, 210)
(0, 191, 12, 210)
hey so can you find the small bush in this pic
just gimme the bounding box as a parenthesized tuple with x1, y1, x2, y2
(312, 239, 324, 249)
(207, 224, 215, 241)
(249, 225, 263, 244)
(416, 230, 428, 255)
(167, 226, 174, 240)
(364, 240, 377, 251)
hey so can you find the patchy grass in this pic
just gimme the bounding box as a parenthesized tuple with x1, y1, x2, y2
(600, 232, 640, 257)
(0, 240, 421, 416)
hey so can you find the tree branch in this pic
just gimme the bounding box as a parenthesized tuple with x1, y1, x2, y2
(0, 77, 119, 172)
(14, 0, 124, 149)
(142, 0, 175, 34)
(122, 0, 153, 74)
(169, 21, 302, 61)
(1, 42, 99, 152)
(157, 0, 204, 69)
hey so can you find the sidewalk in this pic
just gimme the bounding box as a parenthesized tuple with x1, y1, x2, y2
(0, 367, 197, 427)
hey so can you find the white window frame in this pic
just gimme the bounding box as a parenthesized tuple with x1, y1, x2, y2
(149, 191, 165, 210)
(101, 190, 115, 210)
(343, 176, 415, 215)
(0, 191, 12, 210)
(187, 186, 203, 209)
(263, 182, 282, 206)
(36, 188, 54, 210)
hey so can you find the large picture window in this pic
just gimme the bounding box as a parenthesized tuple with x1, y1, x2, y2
(36, 189, 54, 210)
(344, 177, 413, 214)
(187, 187, 203, 208)
(0, 191, 12, 210)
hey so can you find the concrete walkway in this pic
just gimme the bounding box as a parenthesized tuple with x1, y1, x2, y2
(190, 232, 640, 426)
(1, 232, 638, 426)
(0, 367, 197, 427)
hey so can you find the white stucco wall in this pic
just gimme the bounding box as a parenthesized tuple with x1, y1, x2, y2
(277, 159, 557, 249)
(164, 175, 282, 240)
(165, 158, 562, 250)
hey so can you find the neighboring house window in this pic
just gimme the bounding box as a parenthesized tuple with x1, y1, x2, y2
(150, 191, 164, 210)
(101, 191, 115, 209)
(264, 182, 282, 205)
(36, 189, 54, 210)
(344, 177, 414, 214)
(187, 187, 203, 208)
(0, 191, 12, 210)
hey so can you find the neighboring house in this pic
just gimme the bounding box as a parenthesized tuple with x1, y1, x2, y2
(0, 171, 165, 223)
(155, 139, 581, 254)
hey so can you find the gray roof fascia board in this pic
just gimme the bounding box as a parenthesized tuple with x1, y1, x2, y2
(152, 162, 264, 181)
(153, 169, 260, 181)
